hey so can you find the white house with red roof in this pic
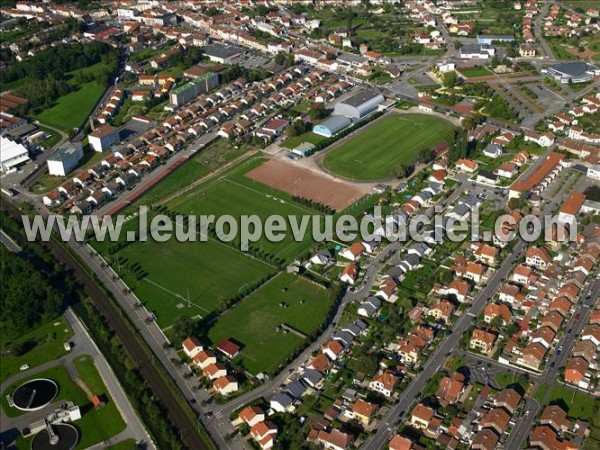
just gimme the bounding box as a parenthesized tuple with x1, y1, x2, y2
(182, 337, 203, 359)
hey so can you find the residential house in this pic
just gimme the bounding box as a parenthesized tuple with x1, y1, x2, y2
(182, 337, 203, 359)
(470, 328, 497, 355)
(410, 403, 434, 430)
(369, 371, 399, 398)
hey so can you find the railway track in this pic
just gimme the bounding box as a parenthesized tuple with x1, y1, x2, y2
(1, 201, 213, 450)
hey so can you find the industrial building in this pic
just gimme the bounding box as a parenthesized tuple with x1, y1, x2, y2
(543, 62, 599, 84)
(169, 72, 219, 106)
(204, 43, 245, 64)
(333, 89, 385, 119)
(313, 115, 352, 138)
(88, 125, 120, 152)
(47, 143, 83, 177)
(459, 44, 496, 59)
(0, 136, 30, 172)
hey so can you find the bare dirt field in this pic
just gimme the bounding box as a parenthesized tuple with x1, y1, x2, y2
(245, 159, 369, 211)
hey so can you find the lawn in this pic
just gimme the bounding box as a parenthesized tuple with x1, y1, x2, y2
(115, 238, 275, 329)
(323, 113, 454, 181)
(4, 360, 126, 448)
(208, 273, 333, 375)
(71, 355, 127, 447)
(108, 439, 139, 450)
(0, 318, 73, 384)
(545, 385, 599, 420)
(37, 126, 63, 149)
(35, 82, 105, 131)
(494, 372, 530, 394)
(130, 138, 252, 207)
(281, 131, 328, 150)
(459, 66, 493, 78)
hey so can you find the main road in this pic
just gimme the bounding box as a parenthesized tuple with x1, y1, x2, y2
(506, 277, 600, 449)
(362, 237, 527, 449)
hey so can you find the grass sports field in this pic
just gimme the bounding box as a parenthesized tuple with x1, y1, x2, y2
(93, 157, 324, 330)
(117, 239, 275, 329)
(167, 158, 318, 260)
(208, 273, 332, 375)
(323, 113, 453, 181)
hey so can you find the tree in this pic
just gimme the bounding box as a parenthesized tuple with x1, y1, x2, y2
(441, 71, 458, 88)
(1, 247, 64, 339)
(393, 163, 409, 179)
(417, 147, 434, 164)
(358, 353, 378, 376)
(274, 52, 294, 68)
(584, 185, 600, 202)
(286, 120, 308, 137)
(171, 316, 197, 343)
(309, 103, 328, 121)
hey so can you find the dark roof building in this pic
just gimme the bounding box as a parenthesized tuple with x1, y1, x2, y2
(545, 62, 599, 84)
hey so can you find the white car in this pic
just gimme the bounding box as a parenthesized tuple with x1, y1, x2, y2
(19, 364, 29, 371)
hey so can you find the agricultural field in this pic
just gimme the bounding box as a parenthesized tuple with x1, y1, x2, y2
(207, 273, 333, 375)
(323, 113, 454, 181)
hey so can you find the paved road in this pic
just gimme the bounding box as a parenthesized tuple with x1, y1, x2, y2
(0, 229, 22, 252)
(534, 3, 553, 59)
(362, 237, 527, 449)
(506, 277, 600, 449)
(0, 308, 154, 450)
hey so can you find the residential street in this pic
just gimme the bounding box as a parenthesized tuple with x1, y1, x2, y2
(362, 238, 528, 450)
(506, 277, 600, 449)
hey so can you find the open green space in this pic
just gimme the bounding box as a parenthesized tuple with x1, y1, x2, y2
(494, 372, 530, 394)
(107, 440, 139, 450)
(281, 131, 328, 149)
(116, 238, 275, 328)
(37, 126, 63, 149)
(323, 113, 453, 181)
(71, 355, 127, 447)
(34, 82, 105, 131)
(5, 361, 126, 447)
(459, 66, 493, 78)
(131, 138, 252, 206)
(0, 317, 73, 383)
(544, 385, 599, 420)
(208, 273, 333, 375)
